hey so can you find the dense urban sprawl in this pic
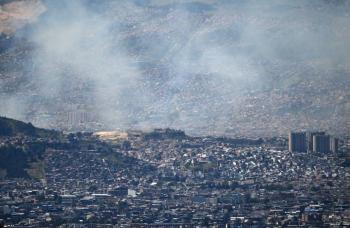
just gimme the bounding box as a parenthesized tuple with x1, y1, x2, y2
(1, 128, 349, 227)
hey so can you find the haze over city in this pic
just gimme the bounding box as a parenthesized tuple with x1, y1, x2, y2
(0, 0, 349, 227)
(0, 0, 349, 137)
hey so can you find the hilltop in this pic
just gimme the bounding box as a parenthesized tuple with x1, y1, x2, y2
(0, 116, 60, 178)
(0, 116, 266, 179)
(0, 116, 58, 137)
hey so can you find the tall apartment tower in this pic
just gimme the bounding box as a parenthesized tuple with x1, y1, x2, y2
(313, 135, 330, 153)
(308, 132, 325, 152)
(330, 137, 339, 153)
(289, 132, 307, 152)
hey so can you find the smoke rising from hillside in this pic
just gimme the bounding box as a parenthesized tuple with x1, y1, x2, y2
(1, 0, 350, 135)
(29, 0, 148, 128)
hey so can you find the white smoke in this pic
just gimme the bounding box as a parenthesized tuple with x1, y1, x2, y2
(0, 0, 349, 136)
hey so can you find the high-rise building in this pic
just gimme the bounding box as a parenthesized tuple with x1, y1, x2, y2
(289, 132, 307, 152)
(313, 135, 330, 153)
(330, 137, 339, 153)
(308, 132, 325, 152)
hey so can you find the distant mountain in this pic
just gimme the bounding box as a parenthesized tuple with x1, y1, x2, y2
(0, 0, 349, 137)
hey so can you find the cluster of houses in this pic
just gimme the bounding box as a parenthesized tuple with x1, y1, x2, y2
(0, 129, 349, 227)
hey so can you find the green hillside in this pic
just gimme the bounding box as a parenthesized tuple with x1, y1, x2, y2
(0, 116, 58, 137)
(0, 117, 59, 178)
